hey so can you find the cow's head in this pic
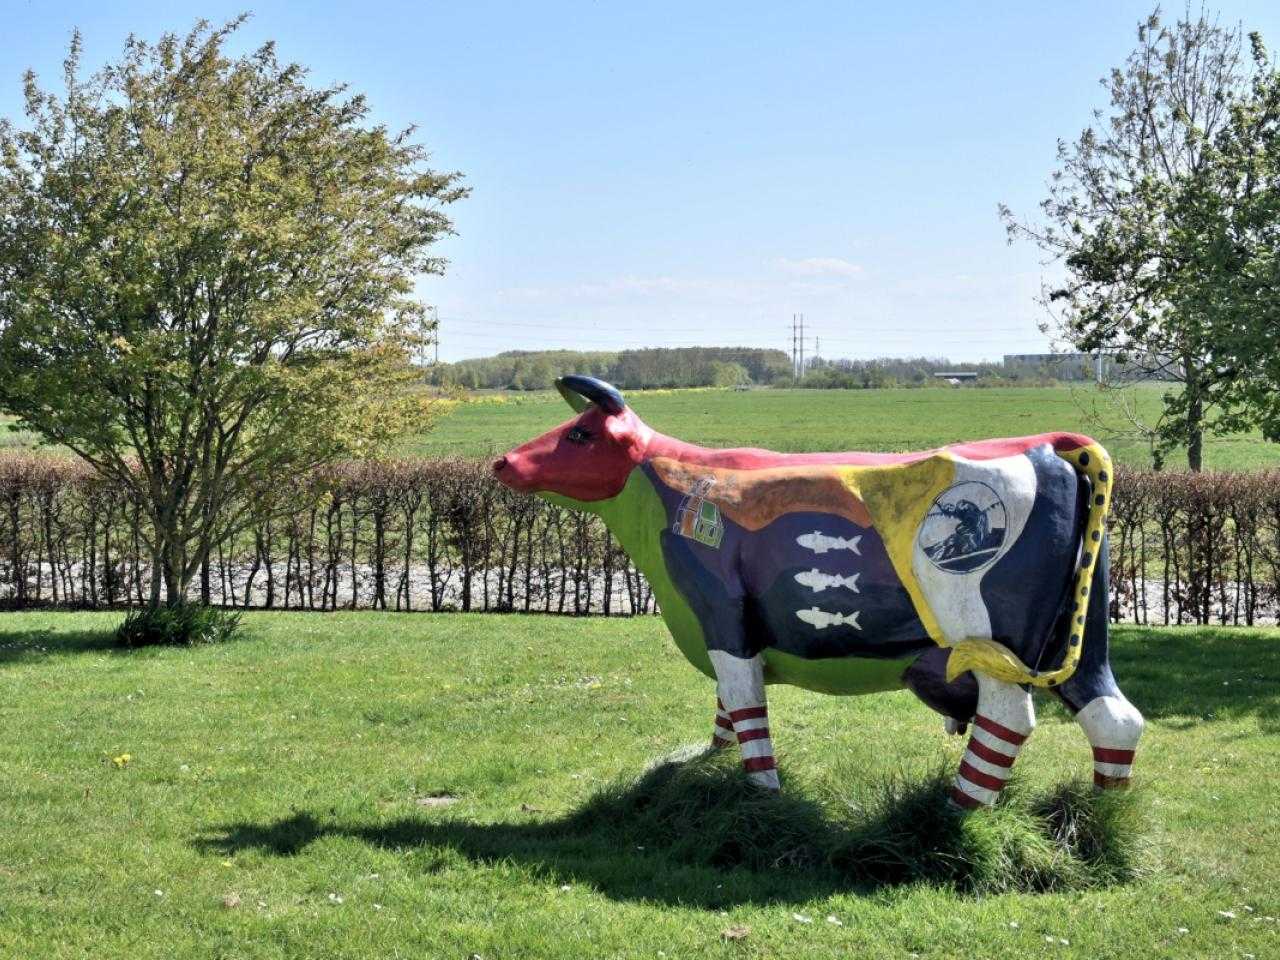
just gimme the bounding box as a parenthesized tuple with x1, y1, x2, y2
(492, 375, 653, 505)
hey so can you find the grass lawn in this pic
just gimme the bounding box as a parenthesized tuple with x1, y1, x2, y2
(410, 385, 1280, 471)
(1, 611, 1278, 959)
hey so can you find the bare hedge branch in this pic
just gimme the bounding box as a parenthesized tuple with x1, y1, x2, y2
(0, 453, 1275, 624)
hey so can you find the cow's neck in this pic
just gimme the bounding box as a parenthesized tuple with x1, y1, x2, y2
(644, 432, 731, 466)
(586, 466, 715, 674)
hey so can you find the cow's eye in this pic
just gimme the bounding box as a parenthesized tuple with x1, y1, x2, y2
(566, 427, 592, 445)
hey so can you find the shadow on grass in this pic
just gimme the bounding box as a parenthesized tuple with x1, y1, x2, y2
(0, 626, 120, 664)
(1109, 626, 1280, 731)
(195, 749, 1147, 908)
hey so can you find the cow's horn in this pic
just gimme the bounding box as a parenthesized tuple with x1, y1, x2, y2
(555, 375, 626, 415)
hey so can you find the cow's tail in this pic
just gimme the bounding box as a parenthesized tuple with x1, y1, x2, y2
(945, 438, 1113, 689)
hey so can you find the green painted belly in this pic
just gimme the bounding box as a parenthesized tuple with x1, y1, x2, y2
(761, 648, 913, 695)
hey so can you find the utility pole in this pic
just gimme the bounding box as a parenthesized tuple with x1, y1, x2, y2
(799, 314, 805, 381)
(791, 314, 798, 379)
(1095, 349, 1104, 385)
(431, 306, 440, 365)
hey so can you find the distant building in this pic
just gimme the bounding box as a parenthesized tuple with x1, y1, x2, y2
(933, 371, 978, 384)
(1002, 352, 1175, 382)
(1003, 353, 1097, 382)
(1003, 352, 1094, 368)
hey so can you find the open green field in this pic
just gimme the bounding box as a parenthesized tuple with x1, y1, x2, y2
(412, 385, 1280, 471)
(2, 610, 1277, 959)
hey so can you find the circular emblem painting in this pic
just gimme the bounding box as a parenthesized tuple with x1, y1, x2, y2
(917, 481, 1008, 574)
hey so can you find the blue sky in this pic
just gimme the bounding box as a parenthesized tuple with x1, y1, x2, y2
(5, 1, 1279, 363)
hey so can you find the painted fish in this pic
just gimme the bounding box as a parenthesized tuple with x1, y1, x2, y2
(797, 531, 862, 555)
(794, 568, 861, 594)
(795, 607, 862, 631)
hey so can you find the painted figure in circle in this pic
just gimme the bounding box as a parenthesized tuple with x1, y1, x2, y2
(493, 376, 1144, 808)
(930, 498, 991, 562)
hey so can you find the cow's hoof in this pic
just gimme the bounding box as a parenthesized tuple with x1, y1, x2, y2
(1093, 774, 1132, 790)
(944, 716, 968, 736)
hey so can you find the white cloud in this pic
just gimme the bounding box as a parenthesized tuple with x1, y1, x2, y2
(776, 257, 864, 279)
(496, 274, 763, 305)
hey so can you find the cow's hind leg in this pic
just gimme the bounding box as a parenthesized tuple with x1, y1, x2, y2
(708, 650, 779, 791)
(1074, 694, 1144, 788)
(951, 674, 1035, 810)
(711, 697, 734, 750)
(1055, 534, 1145, 788)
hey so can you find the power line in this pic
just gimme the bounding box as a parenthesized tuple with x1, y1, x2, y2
(442, 317, 1036, 336)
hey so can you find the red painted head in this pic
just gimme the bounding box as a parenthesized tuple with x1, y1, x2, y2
(493, 376, 653, 503)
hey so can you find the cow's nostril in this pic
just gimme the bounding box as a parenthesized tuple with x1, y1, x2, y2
(493, 457, 508, 472)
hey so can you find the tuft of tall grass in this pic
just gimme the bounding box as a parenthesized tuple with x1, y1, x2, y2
(566, 748, 1148, 894)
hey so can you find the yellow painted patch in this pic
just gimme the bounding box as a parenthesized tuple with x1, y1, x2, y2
(837, 454, 956, 643)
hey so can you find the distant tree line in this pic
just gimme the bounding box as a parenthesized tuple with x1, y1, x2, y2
(775, 355, 1108, 389)
(427, 347, 792, 390)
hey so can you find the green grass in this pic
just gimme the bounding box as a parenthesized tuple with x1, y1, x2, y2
(412, 385, 1280, 470)
(2, 612, 1278, 958)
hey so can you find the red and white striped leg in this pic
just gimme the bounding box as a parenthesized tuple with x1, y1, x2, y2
(951, 674, 1035, 810)
(711, 697, 734, 750)
(1076, 695, 1144, 789)
(708, 650, 780, 791)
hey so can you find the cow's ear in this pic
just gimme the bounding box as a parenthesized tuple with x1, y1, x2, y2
(555, 375, 625, 414)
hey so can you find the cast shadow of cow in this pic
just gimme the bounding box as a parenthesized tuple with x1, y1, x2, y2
(192, 627, 1280, 907)
(195, 750, 1142, 907)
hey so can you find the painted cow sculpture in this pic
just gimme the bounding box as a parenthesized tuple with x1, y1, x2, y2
(494, 376, 1144, 807)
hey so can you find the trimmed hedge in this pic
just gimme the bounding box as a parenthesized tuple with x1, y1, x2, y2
(0, 453, 1276, 624)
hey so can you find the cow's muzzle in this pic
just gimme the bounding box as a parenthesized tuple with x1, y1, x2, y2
(492, 454, 535, 492)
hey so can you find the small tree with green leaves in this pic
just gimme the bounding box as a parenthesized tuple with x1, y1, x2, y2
(1001, 6, 1264, 470)
(1183, 36, 1280, 444)
(0, 18, 467, 608)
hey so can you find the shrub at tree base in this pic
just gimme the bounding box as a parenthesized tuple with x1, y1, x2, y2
(114, 602, 242, 648)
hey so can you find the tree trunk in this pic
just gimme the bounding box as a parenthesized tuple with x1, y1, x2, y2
(1187, 417, 1204, 472)
(1184, 360, 1205, 472)
(148, 549, 163, 609)
(156, 521, 191, 608)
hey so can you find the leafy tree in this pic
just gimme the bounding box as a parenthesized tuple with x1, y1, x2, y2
(1183, 36, 1280, 442)
(1001, 6, 1262, 470)
(708, 361, 750, 387)
(0, 18, 466, 607)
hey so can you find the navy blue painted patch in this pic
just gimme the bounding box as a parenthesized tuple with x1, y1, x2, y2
(660, 528, 750, 655)
(1056, 532, 1122, 711)
(979, 444, 1081, 669)
(645, 457, 932, 662)
(744, 511, 931, 660)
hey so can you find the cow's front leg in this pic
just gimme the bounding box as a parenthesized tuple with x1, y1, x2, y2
(711, 697, 734, 750)
(950, 673, 1035, 810)
(708, 651, 779, 791)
